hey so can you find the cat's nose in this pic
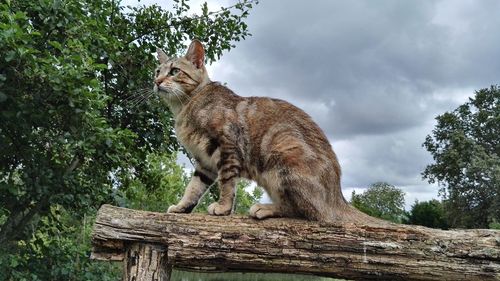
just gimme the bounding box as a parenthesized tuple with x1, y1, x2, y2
(155, 78, 162, 86)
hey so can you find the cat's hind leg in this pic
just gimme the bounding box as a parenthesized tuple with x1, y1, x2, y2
(260, 168, 332, 221)
(281, 178, 333, 221)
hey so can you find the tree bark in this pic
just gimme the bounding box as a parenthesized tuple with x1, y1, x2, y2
(123, 243, 171, 281)
(91, 204, 500, 281)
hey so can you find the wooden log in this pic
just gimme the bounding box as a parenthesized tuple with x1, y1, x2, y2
(123, 243, 171, 281)
(91, 204, 500, 281)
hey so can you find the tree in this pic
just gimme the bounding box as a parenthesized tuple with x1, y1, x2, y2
(195, 179, 264, 215)
(423, 86, 500, 228)
(0, 0, 257, 279)
(404, 199, 449, 229)
(351, 182, 406, 223)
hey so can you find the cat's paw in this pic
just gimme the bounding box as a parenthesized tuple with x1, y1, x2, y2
(167, 204, 185, 213)
(249, 203, 277, 219)
(207, 202, 232, 216)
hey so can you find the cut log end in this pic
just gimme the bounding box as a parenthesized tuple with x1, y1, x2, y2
(123, 243, 171, 281)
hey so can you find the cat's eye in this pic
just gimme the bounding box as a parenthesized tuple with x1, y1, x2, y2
(169, 68, 180, 76)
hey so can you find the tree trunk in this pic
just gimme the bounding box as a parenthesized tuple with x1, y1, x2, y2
(91, 204, 500, 281)
(123, 243, 171, 281)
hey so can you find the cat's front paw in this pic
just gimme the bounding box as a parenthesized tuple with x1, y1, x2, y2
(207, 202, 232, 216)
(167, 204, 185, 213)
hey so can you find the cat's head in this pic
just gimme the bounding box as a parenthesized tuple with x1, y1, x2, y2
(154, 40, 210, 106)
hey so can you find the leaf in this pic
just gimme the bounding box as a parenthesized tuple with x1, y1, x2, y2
(0, 92, 7, 102)
(48, 41, 62, 50)
(5, 50, 16, 62)
(10, 258, 19, 267)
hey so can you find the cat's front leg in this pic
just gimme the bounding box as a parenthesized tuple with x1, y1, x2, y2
(207, 175, 237, 215)
(207, 140, 241, 216)
(167, 169, 214, 213)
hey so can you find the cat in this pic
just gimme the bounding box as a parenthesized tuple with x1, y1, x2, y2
(154, 40, 376, 223)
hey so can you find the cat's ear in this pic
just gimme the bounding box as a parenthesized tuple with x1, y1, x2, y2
(156, 48, 169, 64)
(185, 40, 205, 69)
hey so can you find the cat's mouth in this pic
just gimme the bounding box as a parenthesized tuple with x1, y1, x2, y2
(156, 85, 171, 93)
(155, 83, 187, 102)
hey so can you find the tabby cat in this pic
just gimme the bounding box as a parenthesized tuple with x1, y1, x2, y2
(154, 40, 374, 223)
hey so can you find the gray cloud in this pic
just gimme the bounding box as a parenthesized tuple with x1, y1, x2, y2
(212, 0, 500, 138)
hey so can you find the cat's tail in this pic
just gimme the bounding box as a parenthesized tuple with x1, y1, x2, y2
(327, 199, 393, 227)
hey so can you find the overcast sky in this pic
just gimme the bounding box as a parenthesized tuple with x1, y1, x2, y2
(128, 0, 500, 208)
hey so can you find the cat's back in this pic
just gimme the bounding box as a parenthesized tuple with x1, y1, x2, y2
(187, 82, 242, 112)
(190, 83, 334, 158)
(243, 96, 332, 150)
(181, 82, 334, 158)
(230, 94, 337, 179)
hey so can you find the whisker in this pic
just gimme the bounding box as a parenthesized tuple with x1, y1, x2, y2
(119, 84, 155, 104)
(136, 88, 153, 93)
(129, 94, 149, 108)
(123, 95, 146, 105)
(120, 90, 154, 105)
(130, 92, 155, 108)
(120, 93, 144, 103)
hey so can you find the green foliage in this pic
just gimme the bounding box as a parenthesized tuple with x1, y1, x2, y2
(0, 206, 120, 281)
(234, 181, 264, 215)
(0, 0, 257, 279)
(489, 220, 500, 230)
(423, 86, 500, 228)
(195, 179, 263, 215)
(351, 182, 406, 223)
(117, 152, 190, 212)
(1, 0, 137, 250)
(403, 199, 448, 229)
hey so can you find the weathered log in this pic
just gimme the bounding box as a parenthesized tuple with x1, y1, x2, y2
(123, 243, 171, 281)
(91, 204, 500, 281)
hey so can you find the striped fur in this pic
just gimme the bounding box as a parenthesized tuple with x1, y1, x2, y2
(154, 40, 378, 223)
